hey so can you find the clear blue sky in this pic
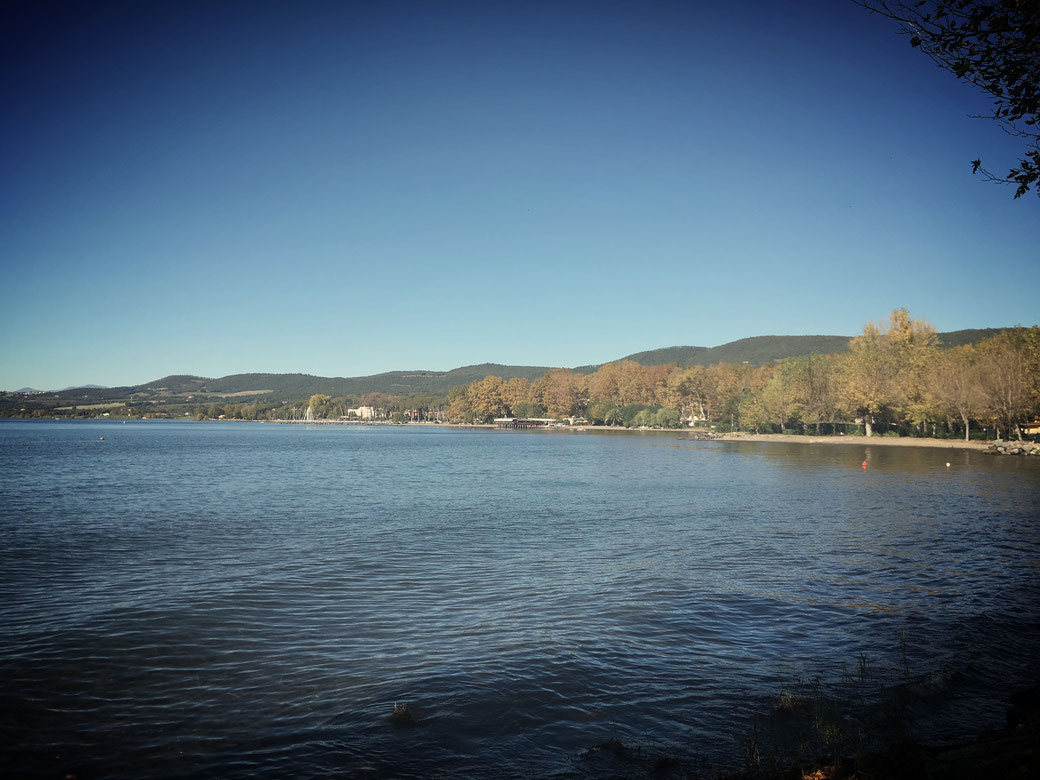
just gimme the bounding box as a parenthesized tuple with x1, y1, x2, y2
(2, 0, 1036, 390)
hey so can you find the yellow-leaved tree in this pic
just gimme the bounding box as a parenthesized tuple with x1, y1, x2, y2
(929, 345, 984, 440)
(841, 309, 938, 436)
(975, 327, 1040, 440)
(467, 376, 507, 423)
(531, 369, 586, 419)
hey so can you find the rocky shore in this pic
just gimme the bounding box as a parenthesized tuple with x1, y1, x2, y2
(987, 441, 1040, 456)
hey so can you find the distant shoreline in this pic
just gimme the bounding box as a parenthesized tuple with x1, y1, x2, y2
(11, 417, 1007, 451)
(545, 424, 996, 449)
(270, 419, 1001, 450)
(715, 431, 992, 450)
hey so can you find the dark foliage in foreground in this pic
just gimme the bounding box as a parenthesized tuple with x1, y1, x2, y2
(856, 0, 1040, 198)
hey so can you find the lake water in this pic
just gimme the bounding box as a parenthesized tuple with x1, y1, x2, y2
(2, 420, 1038, 778)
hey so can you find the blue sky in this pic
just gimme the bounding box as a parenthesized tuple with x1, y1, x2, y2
(2, 0, 1036, 390)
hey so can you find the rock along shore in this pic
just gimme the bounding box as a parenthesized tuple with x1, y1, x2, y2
(987, 440, 1040, 456)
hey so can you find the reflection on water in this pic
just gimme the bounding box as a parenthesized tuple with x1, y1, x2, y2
(1, 421, 1038, 777)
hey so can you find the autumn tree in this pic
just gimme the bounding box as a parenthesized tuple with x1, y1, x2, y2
(889, 309, 940, 429)
(642, 364, 673, 406)
(616, 361, 655, 405)
(532, 369, 586, 418)
(446, 385, 472, 423)
(585, 360, 655, 407)
(662, 367, 704, 422)
(431, 310, 1038, 438)
(975, 327, 1039, 438)
(737, 391, 770, 433)
(841, 309, 938, 435)
(703, 363, 744, 424)
(856, 0, 1040, 197)
(587, 361, 622, 403)
(760, 369, 799, 432)
(1021, 325, 1040, 414)
(748, 363, 776, 393)
(467, 375, 507, 423)
(929, 344, 985, 439)
(843, 319, 900, 436)
(501, 377, 533, 415)
(683, 365, 712, 422)
(784, 352, 840, 433)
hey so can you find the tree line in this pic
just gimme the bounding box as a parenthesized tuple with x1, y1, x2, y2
(9, 310, 1037, 439)
(183, 392, 450, 423)
(443, 310, 1040, 440)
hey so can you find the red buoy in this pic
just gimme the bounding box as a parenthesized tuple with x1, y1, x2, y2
(861, 460, 867, 469)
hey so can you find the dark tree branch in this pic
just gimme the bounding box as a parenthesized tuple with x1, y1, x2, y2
(854, 0, 1040, 198)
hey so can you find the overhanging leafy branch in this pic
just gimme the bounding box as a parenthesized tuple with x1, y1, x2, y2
(855, 0, 1039, 198)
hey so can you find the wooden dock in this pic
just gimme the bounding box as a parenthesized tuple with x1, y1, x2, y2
(494, 417, 556, 429)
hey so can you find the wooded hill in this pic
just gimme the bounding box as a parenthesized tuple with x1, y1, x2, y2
(3, 328, 1008, 409)
(595, 329, 1002, 370)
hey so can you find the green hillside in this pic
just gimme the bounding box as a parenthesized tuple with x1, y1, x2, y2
(126, 365, 556, 402)
(614, 335, 853, 368)
(936, 328, 1005, 348)
(698, 335, 853, 365)
(433, 363, 557, 390)
(611, 330, 1007, 368)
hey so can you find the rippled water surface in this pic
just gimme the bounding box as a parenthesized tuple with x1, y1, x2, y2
(2, 420, 1038, 777)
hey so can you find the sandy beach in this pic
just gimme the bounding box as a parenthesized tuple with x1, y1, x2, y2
(563, 425, 996, 450)
(282, 420, 1008, 451)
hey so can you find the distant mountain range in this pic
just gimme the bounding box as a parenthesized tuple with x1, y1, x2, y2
(15, 384, 109, 393)
(6, 328, 1008, 403)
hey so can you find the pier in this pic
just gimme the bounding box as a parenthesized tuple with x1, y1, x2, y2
(494, 418, 556, 429)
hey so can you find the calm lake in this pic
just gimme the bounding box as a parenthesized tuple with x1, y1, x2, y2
(2, 420, 1038, 777)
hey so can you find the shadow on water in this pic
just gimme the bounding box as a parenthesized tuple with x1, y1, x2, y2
(569, 633, 1040, 779)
